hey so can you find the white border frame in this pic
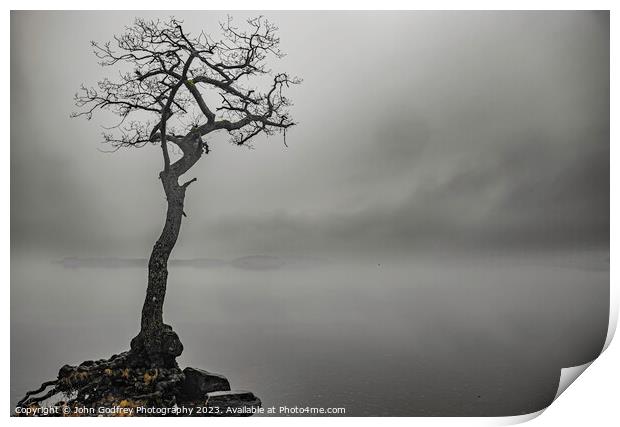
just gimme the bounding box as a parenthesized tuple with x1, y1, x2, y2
(3, 2, 617, 425)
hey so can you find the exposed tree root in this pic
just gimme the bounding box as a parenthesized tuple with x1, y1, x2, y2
(15, 351, 194, 416)
(16, 380, 58, 408)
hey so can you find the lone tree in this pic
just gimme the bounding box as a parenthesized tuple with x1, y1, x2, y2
(72, 16, 299, 368)
(16, 17, 298, 413)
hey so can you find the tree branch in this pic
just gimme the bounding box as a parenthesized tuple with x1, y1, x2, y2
(181, 177, 198, 188)
(72, 16, 300, 153)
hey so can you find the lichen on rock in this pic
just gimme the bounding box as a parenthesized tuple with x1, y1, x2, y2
(15, 351, 261, 417)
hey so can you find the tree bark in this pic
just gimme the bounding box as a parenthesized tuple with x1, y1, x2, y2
(130, 136, 202, 367)
(144, 173, 185, 330)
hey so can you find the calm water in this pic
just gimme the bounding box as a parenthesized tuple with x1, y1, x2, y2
(11, 252, 609, 416)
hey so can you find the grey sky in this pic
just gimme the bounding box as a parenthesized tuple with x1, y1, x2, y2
(11, 11, 609, 258)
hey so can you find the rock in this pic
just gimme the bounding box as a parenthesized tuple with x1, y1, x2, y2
(180, 367, 230, 399)
(19, 353, 262, 417)
(204, 390, 262, 416)
(58, 365, 74, 378)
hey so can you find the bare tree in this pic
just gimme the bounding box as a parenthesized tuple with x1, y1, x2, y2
(73, 16, 299, 367)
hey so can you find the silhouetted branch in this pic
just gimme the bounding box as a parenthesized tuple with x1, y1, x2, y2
(181, 177, 198, 188)
(73, 16, 300, 156)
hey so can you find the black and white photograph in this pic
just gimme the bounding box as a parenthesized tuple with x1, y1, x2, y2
(8, 6, 612, 421)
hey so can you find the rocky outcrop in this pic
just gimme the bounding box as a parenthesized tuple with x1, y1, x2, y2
(204, 391, 262, 416)
(180, 367, 231, 399)
(15, 352, 261, 417)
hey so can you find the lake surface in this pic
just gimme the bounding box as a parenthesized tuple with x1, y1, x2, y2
(11, 251, 609, 416)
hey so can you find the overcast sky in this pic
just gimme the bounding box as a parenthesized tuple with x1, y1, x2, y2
(11, 11, 609, 258)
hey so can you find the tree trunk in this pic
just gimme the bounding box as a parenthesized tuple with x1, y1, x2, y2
(130, 172, 186, 366)
(130, 135, 203, 367)
(143, 173, 186, 330)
